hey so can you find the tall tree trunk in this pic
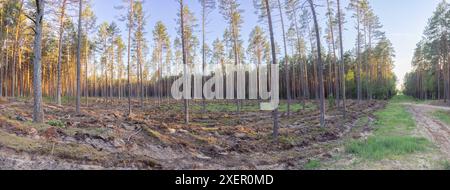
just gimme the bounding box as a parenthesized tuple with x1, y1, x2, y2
(231, 18, 241, 122)
(308, 0, 325, 127)
(367, 24, 373, 100)
(137, 18, 144, 108)
(437, 58, 441, 100)
(11, 0, 24, 98)
(264, 0, 280, 138)
(33, 0, 45, 123)
(111, 45, 115, 101)
(307, 24, 319, 100)
(93, 55, 96, 97)
(56, 0, 67, 106)
(326, 0, 340, 106)
(290, 4, 308, 105)
(18, 47, 23, 97)
(443, 37, 450, 101)
(180, 0, 189, 125)
(127, 0, 134, 116)
(76, 0, 83, 114)
(0, 11, 3, 98)
(277, 0, 291, 117)
(0, 59, 2, 97)
(356, 5, 362, 103)
(5, 29, 8, 97)
(336, 0, 347, 118)
(85, 37, 89, 105)
(201, 1, 206, 114)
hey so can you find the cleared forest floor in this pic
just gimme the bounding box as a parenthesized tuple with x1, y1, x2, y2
(0, 97, 387, 170)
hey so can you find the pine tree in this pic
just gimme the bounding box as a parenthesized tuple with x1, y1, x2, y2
(76, 0, 83, 114)
(152, 21, 170, 107)
(32, 0, 45, 123)
(199, 0, 216, 113)
(219, 0, 244, 121)
(308, 0, 326, 127)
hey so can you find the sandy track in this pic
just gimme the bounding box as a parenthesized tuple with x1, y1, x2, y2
(404, 103, 450, 158)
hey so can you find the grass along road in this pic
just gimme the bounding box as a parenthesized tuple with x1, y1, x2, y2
(406, 103, 450, 158)
(322, 95, 450, 170)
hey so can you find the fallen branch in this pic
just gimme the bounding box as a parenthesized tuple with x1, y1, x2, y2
(127, 127, 143, 143)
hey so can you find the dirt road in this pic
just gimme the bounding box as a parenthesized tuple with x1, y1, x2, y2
(403, 103, 450, 158)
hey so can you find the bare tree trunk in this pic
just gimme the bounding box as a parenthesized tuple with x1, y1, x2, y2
(11, 0, 24, 98)
(356, 5, 362, 103)
(442, 38, 450, 101)
(277, 0, 291, 117)
(33, 0, 45, 123)
(264, 0, 280, 138)
(57, 0, 67, 106)
(85, 37, 89, 106)
(111, 45, 115, 101)
(201, 1, 206, 114)
(76, 0, 83, 114)
(308, 0, 325, 127)
(337, 0, 346, 118)
(437, 58, 441, 100)
(137, 16, 144, 108)
(0, 61, 2, 97)
(18, 47, 23, 97)
(93, 56, 96, 97)
(367, 24, 373, 100)
(231, 20, 241, 122)
(307, 24, 319, 100)
(290, 5, 308, 105)
(326, 0, 339, 106)
(5, 29, 8, 97)
(127, 0, 134, 116)
(0, 13, 3, 98)
(180, 0, 189, 125)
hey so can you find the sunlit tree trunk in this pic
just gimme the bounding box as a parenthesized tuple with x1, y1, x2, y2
(288, 1, 308, 106)
(263, 0, 280, 138)
(356, 3, 362, 103)
(11, 0, 24, 98)
(76, 0, 83, 113)
(0, 9, 3, 98)
(277, 0, 291, 117)
(326, 0, 339, 106)
(56, 0, 67, 106)
(85, 37, 89, 105)
(33, 0, 45, 123)
(180, 0, 189, 125)
(308, 0, 325, 127)
(127, 0, 134, 116)
(337, 0, 346, 118)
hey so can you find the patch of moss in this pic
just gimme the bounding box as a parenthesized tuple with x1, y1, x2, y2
(304, 159, 321, 170)
(442, 160, 450, 170)
(0, 129, 107, 162)
(47, 120, 65, 128)
(432, 111, 450, 126)
(143, 126, 171, 144)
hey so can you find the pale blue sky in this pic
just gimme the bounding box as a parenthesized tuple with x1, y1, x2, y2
(90, 0, 443, 87)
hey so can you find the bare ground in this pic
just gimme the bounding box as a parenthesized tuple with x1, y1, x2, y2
(404, 103, 450, 157)
(0, 97, 385, 170)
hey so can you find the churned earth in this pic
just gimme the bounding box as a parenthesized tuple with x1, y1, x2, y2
(0, 97, 386, 170)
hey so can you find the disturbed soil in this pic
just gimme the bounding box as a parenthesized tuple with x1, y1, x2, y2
(0, 97, 386, 170)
